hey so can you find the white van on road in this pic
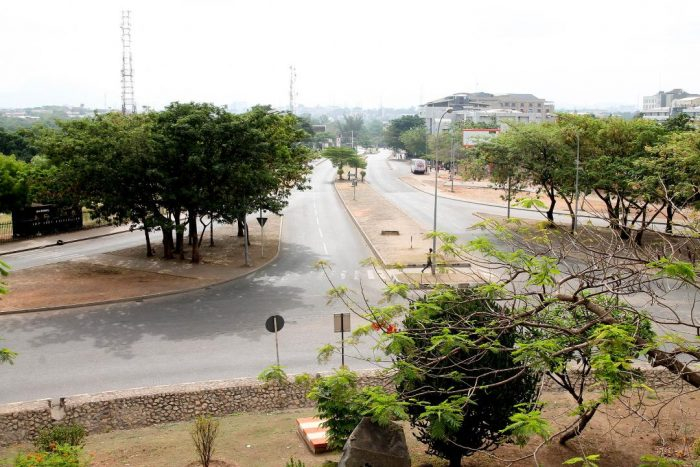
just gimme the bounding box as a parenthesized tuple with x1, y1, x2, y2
(410, 158, 427, 174)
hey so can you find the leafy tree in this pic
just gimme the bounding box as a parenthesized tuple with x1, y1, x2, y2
(639, 130, 700, 233)
(322, 147, 357, 169)
(0, 154, 28, 212)
(663, 112, 694, 133)
(385, 115, 424, 153)
(399, 288, 541, 467)
(318, 203, 700, 464)
(0, 127, 38, 162)
(38, 112, 162, 257)
(475, 123, 573, 225)
(399, 127, 427, 158)
(339, 114, 364, 146)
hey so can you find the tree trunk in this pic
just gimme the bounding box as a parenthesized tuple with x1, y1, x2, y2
(162, 227, 174, 259)
(144, 227, 152, 257)
(174, 212, 184, 255)
(189, 210, 200, 264)
(666, 203, 674, 234)
(560, 403, 600, 444)
(210, 214, 214, 247)
(449, 454, 462, 467)
(546, 186, 556, 224)
(237, 217, 245, 237)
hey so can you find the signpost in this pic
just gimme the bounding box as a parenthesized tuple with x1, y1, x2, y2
(333, 313, 351, 367)
(256, 209, 268, 258)
(265, 315, 285, 366)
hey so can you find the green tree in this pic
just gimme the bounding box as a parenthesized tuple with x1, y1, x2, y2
(0, 154, 28, 212)
(585, 117, 666, 241)
(385, 115, 424, 153)
(322, 147, 357, 169)
(0, 127, 38, 162)
(399, 127, 428, 158)
(399, 288, 541, 467)
(640, 130, 700, 233)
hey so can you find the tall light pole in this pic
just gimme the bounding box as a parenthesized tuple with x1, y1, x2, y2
(450, 123, 455, 192)
(573, 132, 580, 234)
(432, 107, 453, 274)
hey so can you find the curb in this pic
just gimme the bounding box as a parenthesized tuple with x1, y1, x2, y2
(0, 227, 134, 256)
(0, 218, 284, 316)
(332, 181, 388, 267)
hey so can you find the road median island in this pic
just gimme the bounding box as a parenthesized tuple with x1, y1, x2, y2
(334, 179, 488, 287)
(0, 216, 282, 314)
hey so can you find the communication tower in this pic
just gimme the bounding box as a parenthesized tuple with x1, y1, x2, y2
(120, 10, 136, 114)
(289, 65, 297, 114)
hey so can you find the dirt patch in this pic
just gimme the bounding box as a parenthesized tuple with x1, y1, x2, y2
(1, 217, 281, 312)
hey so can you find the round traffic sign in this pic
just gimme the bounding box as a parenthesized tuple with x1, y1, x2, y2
(265, 315, 285, 333)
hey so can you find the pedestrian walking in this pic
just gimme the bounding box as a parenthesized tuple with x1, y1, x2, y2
(421, 248, 433, 273)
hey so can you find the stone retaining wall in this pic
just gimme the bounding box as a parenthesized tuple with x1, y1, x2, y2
(0, 372, 387, 447)
(0, 367, 689, 447)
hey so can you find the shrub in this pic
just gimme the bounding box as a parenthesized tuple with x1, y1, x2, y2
(257, 364, 288, 385)
(285, 458, 305, 467)
(34, 424, 86, 452)
(191, 415, 220, 467)
(307, 369, 365, 450)
(14, 444, 85, 467)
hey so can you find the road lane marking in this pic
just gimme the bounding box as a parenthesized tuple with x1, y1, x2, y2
(318, 228, 323, 238)
(367, 270, 375, 280)
(323, 243, 328, 254)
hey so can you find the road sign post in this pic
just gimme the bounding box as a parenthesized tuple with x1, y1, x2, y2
(265, 315, 285, 366)
(256, 210, 268, 258)
(333, 313, 351, 367)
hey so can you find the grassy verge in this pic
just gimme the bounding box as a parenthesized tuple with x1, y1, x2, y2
(2, 388, 699, 467)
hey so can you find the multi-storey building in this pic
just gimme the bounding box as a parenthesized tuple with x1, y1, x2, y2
(420, 92, 555, 133)
(641, 89, 700, 121)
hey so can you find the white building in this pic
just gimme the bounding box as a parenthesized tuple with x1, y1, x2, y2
(419, 92, 554, 133)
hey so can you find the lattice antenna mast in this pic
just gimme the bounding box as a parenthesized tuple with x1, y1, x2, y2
(289, 65, 297, 114)
(120, 10, 136, 115)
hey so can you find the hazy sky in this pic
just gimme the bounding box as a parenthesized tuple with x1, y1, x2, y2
(1, 0, 698, 111)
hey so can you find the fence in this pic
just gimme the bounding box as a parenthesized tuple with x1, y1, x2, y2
(0, 221, 12, 244)
(0, 210, 107, 244)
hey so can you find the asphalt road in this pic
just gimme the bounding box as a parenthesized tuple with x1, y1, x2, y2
(0, 160, 385, 404)
(2, 230, 153, 271)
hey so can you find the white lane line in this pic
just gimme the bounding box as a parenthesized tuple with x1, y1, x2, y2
(367, 270, 375, 280)
(354, 270, 360, 280)
(341, 270, 346, 279)
(323, 243, 328, 254)
(318, 228, 323, 238)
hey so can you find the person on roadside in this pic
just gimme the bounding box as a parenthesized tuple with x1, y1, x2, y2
(421, 248, 433, 273)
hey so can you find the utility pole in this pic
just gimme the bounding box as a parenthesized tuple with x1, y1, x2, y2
(120, 10, 136, 115)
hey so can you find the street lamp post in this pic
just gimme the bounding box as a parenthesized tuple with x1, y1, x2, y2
(450, 125, 455, 192)
(573, 132, 580, 234)
(432, 107, 453, 275)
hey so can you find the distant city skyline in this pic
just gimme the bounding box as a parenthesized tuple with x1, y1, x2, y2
(2, 0, 698, 112)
